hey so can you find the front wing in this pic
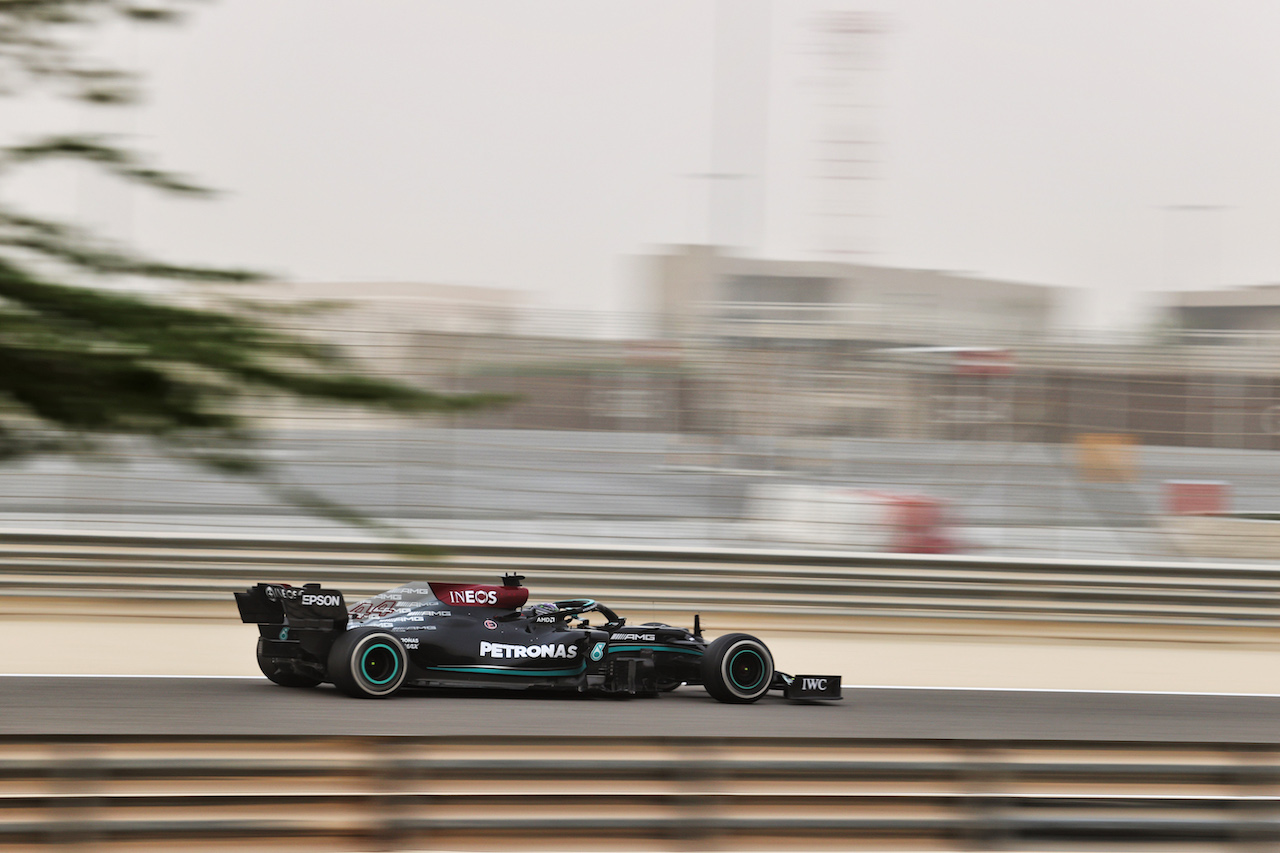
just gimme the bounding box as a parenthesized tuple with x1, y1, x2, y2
(777, 673, 843, 700)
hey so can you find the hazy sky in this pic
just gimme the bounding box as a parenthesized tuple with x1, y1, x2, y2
(11, 0, 1280, 329)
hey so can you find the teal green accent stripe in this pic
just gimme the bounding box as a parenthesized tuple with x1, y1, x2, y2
(425, 663, 587, 677)
(729, 649, 765, 690)
(607, 644, 704, 656)
(360, 643, 400, 685)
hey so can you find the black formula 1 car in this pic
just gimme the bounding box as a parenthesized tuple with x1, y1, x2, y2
(234, 574, 841, 703)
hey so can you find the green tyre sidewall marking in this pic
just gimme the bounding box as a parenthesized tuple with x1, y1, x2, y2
(700, 633, 772, 704)
(727, 648, 765, 691)
(359, 642, 400, 686)
(328, 629, 407, 699)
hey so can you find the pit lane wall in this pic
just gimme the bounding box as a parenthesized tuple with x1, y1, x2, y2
(2, 530, 1280, 692)
(6, 735, 1279, 851)
(6, 612, 1280, 694)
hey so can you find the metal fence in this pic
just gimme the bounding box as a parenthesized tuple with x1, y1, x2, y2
(5, 531, 1280, 629)
(7, 302, 1280, 563)
(5, 735, 1280, 850)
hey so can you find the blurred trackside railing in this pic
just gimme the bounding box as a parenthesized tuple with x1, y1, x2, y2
(2, 530, 1280, 628)
(3, 735, 1280, 851)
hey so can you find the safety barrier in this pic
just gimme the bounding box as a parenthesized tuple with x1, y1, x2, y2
(3, 735, 1279, 850)
(2, 529, 1280, 628)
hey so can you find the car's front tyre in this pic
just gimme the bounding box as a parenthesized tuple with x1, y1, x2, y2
(327, 629, 408, 698)
(700, 633, 774, 704)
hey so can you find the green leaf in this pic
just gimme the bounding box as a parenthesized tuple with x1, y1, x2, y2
(0, 0, 509, 547)
(4, 135, 213, 195)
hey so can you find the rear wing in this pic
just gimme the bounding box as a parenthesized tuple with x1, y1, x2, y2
(234, 583, 349, 632)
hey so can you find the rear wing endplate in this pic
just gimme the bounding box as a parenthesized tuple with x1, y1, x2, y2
(234, 583, 349, 632)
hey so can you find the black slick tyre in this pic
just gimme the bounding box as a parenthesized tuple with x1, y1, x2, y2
(327, 629, 408, 698)
(256, 638, 322, 688)
(700, 633, 774, 704)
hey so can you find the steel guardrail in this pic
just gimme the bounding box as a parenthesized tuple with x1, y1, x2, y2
(3, 735, 1279, 850)
(1, 529, 1280, 627)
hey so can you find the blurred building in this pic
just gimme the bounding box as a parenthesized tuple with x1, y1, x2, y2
(652, 245, 1070, 346)
(1164, 284, 1280, 333)
(194, 267, 1280, 453)
(248, 281, 526, 337)
(191, 281, 528, 428)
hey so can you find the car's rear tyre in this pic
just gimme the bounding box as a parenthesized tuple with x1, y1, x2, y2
(327, 629, 408, 698)
(256, 638, 322, 688)
(700, 633, 774, 704)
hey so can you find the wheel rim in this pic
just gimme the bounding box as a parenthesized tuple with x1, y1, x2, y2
(727, 648, 766, 692)
(359, 643, 401, 686)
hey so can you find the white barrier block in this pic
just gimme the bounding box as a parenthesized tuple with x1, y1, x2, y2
(748, 484, 954, 552)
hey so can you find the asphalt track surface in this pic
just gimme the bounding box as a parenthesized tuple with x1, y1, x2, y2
(3, 677, 1280, 742)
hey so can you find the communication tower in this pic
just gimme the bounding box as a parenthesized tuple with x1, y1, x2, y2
(809, 8, 887, 259)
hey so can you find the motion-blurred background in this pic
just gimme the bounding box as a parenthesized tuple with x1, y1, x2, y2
(8, 1, 1280, 563)
(14, 268, 1280, 564)
(6, 2, 1280, 851)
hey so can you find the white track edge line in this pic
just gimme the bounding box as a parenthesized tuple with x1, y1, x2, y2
(0, 673, 259, 679)
(2, 674, 1280, 697)
(846, 684, 1280, 698)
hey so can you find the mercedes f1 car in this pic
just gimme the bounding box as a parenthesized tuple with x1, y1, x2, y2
(234, 574, 841, 703)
